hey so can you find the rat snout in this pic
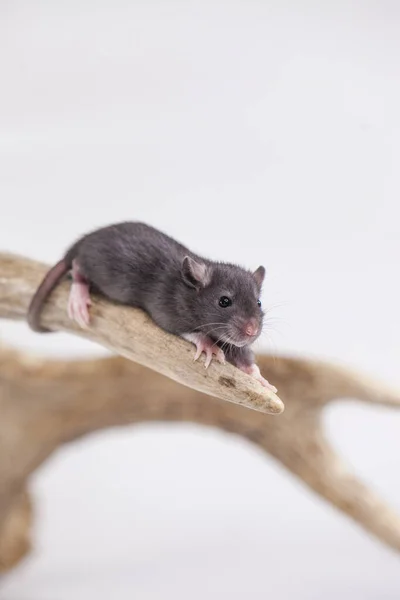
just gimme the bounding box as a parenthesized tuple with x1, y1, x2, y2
(228, 317, 261, 347)
(243, 318, 259, 338)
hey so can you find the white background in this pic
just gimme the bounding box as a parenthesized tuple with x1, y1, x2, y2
(1, 1, 400, 598)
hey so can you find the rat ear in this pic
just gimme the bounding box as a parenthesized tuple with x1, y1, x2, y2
(182, 256, 211, 289)
(253, 265, 266, 288)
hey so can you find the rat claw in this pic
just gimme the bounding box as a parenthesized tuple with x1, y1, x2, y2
(214, 347, 226, 364)
(193, 346, 202, 362)
(203, 345, 225, 368)
(204, 350, 213, 369)
(182, 332, 226, 369)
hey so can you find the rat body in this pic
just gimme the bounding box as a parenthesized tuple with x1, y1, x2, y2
(27, 222, 276, 391)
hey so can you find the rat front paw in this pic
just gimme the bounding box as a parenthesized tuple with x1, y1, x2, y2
(182, 333, 226, 369)
(239, 363, 278, 393)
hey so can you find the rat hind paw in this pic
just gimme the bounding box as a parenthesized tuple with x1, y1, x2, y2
(182, 332, 225, 369)
(239, 363, 278, 393)
(67, 282, 92, 329)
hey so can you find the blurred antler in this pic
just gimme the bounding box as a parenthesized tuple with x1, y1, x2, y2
(0, 253, 400, 571)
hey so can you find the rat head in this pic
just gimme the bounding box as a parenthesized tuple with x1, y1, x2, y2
(181, 256, 265, 347)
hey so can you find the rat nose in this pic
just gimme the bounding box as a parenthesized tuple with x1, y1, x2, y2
(244, 319, 258, 337)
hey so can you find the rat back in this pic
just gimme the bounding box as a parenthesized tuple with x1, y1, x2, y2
(68, 222, 190, 309)
(63, 221, 265, 349)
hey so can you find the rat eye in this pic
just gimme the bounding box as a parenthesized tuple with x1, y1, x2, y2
(257, 300, 262, 308)
(219, 296, 232, 308)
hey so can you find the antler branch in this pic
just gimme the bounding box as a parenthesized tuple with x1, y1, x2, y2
(0, 253, 399, 572)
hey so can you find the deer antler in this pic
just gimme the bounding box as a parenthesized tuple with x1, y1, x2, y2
(0, 253, 399, 571)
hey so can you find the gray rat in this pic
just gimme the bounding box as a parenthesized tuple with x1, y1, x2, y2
(27, 221, 277, 392)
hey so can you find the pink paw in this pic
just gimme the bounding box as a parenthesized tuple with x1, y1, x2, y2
(240, 364, 277, 393)
(183, 333, 226, 369)
(67, 282, 92, 329)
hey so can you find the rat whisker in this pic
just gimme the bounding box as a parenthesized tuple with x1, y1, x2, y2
(211, 332, 227, 350)
(262, 322, 286, 338)
(220, 337, 232, 353)
(263, 314, 287, 323)
(262, 301, 288, 313)
(218, 332, 232, 352)
(256, 329, 278, 363)
(263, 320, 288, 332)
(202, 325, 227, 332)
(222, 333, 237, 350)
(203, 325, 227, 338)
(194, 322, 227, 331)
(262, 322, 279, 333)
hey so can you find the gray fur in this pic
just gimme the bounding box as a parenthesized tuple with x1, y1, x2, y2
(32, 222, 265, 368)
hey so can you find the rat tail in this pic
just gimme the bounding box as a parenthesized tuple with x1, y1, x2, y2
(27, 258, 72, 333)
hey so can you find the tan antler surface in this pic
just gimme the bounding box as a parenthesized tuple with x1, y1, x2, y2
(1, 253, 400, 571)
